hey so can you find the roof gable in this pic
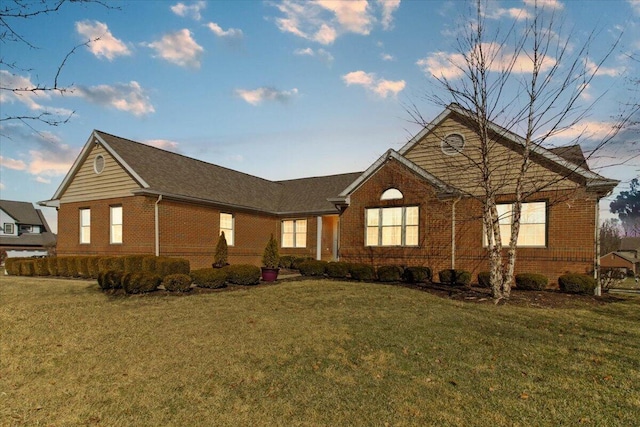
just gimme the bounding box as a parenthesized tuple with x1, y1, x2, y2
(0, 200, 44, 225)
(399, 104, 617, 195)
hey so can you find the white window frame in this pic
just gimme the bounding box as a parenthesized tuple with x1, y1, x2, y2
(80, 208, 91, 244)
(220, 213, 234, 246)
(110, 206, 123, 244)
(282, 219, 307, 248)
(3, 223, 15, 235)
(365, 206, 419, 247)
(484, 201, 547, 247)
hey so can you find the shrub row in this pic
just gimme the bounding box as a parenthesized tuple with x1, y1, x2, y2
(292, 261, 433, 284)
(559, 273, 597, 294)
(189, 265, 261, 288)
(6, 255, 190, 280)
(477, 272, 596, 294)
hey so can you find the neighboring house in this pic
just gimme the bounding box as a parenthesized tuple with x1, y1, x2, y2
(601, 237, 640, 276)
(41, 104, 618, 283)
(0, 199, 57, 259)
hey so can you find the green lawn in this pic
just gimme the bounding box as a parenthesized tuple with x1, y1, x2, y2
(1, 277, 639, 426)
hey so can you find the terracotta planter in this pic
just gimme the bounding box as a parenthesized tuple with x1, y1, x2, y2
(261, 267, 279, 282)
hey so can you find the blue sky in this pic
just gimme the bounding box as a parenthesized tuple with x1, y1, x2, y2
(1, 0, 639, 232)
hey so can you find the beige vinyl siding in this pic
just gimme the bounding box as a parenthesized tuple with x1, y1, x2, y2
(60, 145, 141, 203)
(404, 116, 579, 197)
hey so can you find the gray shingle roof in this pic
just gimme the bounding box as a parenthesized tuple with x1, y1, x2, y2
(548, 145, 589, 171)
(96, 131, 361, 215)
(0, 200, 45, 225)
(0, 232, 56, 247)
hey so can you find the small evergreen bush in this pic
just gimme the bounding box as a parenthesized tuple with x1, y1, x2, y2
(291, 257, 314, 270)
(19, 260, 36, 276)
(67, 257, 81, 277)
(123, 255, 147, 273)
(477, 271, 491, 288)
(438, 269, 471, 286)
(122, 272, 161, 294)
(515, 273, 548, 291)
(279, 255, 295, 269)
(99, 257, 125, 273)
(155, 257, 190, 276)
(87, 257, 101, 279)
(4, 257, 24, 275)
(559, 274, 597, 295)
(227, 264, 261, 285)
(162, 274, 193, 292)
(213, 232, 229, 268)
(298, 260, 328, 276)
(76, 257, 91, 278)
(98, 270, 124, 290)
(326, 261, 350, 278)
(377, 265, 403, 282)
(46, 257, 59, 276)
(262, 234, 280, 269)
(349, 263, 376, 281)
(403, 266, 432, 283)
(190, 268, 228, 289)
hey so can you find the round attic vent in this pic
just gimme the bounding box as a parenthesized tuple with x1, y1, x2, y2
(441, 133, 465, 155)
(94, 154, 105, 174)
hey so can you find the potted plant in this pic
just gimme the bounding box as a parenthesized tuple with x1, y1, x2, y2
(212, 232, 229, 268)
(261, 233, 280, 282)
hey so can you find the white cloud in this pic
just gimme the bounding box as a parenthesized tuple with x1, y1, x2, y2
(0, 70, 75, 118)
(342, 70, 405, 98)
(552, 121, 618, 141)
(72, 81, 155, 116)
(143, 139, 181, 152)
(377, 0, 401, 30)
(523, 0, 564, 10)
(207, 22, 244, 39)
(0, 182, 4, 190)
(171, 1, 206, 20)
(0, 156, 27, 170)
(417, 42, 556, 79)
(235, 87, 299, 106)
(270, 0, 400, 45)
(484, 7, 532, 20)
(629, 0, 640, 15)
(585, 59, 623, 77)
(35, 176, 51, 184)
(146, 29, 204, 68)
(75, 20, 131, 60)
(380, 53, 394, 61)
(294, 47, 334, 63)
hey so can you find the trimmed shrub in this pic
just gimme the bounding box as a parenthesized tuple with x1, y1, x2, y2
(279, 255, 295, 269)
(291, 257, 314, 270)
(190, 268, 228, 289)
(438, 269, 471, 286)
(5, 257, 25, 275)
(87, 257, 101, 279)
(57, 257, 71, 277)
(75, 257, 91, 278)
(18, 260, 36, 276)
(46, 257, 59, 276)
(403, 266, 432, 284)
(34, 258, 49, 276)
(298, 260, 328, 276)
(326, 261, 350, 278)
(515, 273, 548, 291)
(66, 257, 81, 277)
(349, 263, 376, 281)
(98, 270, 124, 290)
(155, 257, 190, 276)
(162, 274, 193, 292)
(226, 264, 261, 285)
(559, 274, 597, 295)
(377, 265, 403, 282)
(122, 272, 161, 294)
(477, 271, 491, 288)
(124, 255, 147, 273)
(141, 256, 157, 273)
(99, 257, 125, 273)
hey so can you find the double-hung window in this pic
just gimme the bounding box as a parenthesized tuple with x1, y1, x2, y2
(110, 206, 123, 244)
(79, 208, 91, 244)
(220, 213, 234, 245)
(282, 219, 307, 248)
(487, 201, 546, 247)
(366, 206, 419, 246)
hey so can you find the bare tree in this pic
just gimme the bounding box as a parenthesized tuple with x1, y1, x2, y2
(408, 0, 638, 300)
(0, 0, 114, 134)
(600, 218, 622, 255)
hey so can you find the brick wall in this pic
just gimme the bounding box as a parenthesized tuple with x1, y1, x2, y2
(339, 158, 599, 285)
(57, 195, 325, 270)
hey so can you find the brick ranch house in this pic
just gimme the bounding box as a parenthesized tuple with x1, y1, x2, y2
(40, 104, 618, 284)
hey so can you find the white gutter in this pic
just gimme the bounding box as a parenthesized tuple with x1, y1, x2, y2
(155, 195, 163, 256)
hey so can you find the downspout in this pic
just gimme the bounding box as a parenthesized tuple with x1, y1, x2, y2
(316, 216, 323, 261)
(451, 197, 462, 269)
(155, 195, 163, 256)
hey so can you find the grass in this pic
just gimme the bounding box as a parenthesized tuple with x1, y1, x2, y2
(1, 277, 639, 426)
